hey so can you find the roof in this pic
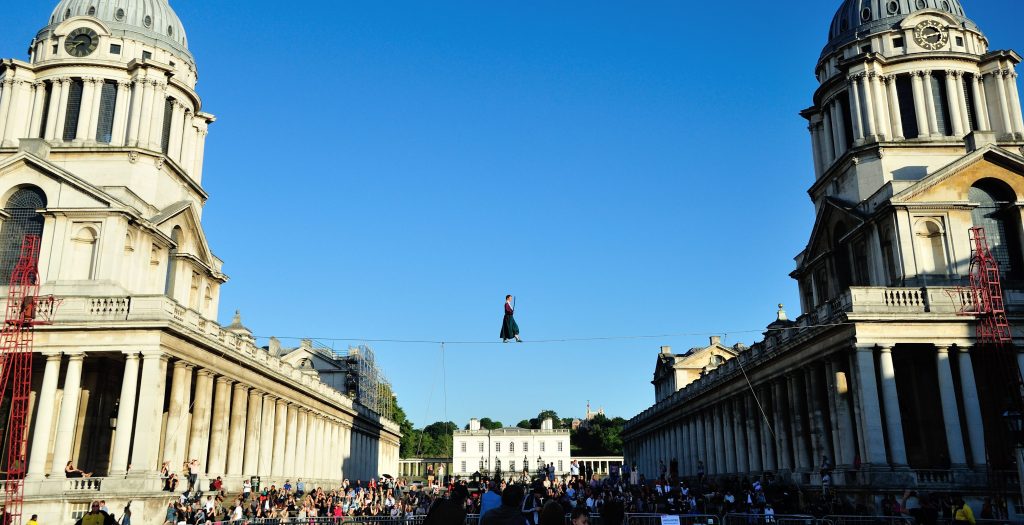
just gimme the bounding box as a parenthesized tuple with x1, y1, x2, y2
(45, 0, 191, 60)
(823, 0, 975, 58)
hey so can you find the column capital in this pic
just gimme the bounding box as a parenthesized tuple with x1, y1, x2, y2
(65, 352, 86, 361)
(946, 70, 962, 79)
(935, 344, 951, 354)
(231, 381, 249, 392)
(172, 360, 195, 371)
(196, 369, 216, 379)
(140, 350, 168, 361)
(262, 392, 278, 401)
(120, 350, 140, 358)
(855, 343, 876, 353)
(41, 351, 62, 359)
(215, 376, 234, 386)
(877, 344, 894, 353)
(276, 397, 289, 407)
(249, 388, 265, 397)
(881, 74, 897, 83)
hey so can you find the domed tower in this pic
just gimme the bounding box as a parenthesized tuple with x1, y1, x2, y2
(0, 0, 225, 317)
(794, 0, 1024, 313)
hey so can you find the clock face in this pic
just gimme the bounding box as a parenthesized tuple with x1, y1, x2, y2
(64, 27, 99, 57)
(913, 20, 949, 51)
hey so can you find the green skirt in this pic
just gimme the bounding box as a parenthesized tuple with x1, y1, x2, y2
(500, 314, 519, 339)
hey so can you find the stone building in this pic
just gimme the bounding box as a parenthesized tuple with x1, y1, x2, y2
(453, 418, 571, 477)
(623, 0, 1024, 505)
(0, 0, 400, 522)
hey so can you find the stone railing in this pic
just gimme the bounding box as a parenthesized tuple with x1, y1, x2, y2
(42, 294, 402, 431)
(66, 477, 103, 491)
(914, 469, 952, 486)
(454, 428, 571, 436)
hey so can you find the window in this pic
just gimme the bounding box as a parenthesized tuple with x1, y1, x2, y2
(160, 98, 174, 153)
(963, 73, 980, 131)
(895, 74, 920, 138)
(189, 271, 200, 309)
(110, 43, 121, 55)
(914, 219, 948, 276)
(62, 78, 84, 141)
(509, 442, 515, 453)
(478, 442, 484, 453)
(142, 51, 152, 60)
(970, 179, 1023, 278)
(557, 441, 563, 452)
(0, 187, 46, 284)
(558, 460, 563, 471)
(893, 36, 904, 49)
(540, 442, 546, 453)
(510, 461, 516, 472)
(956, 36, 964, 47)
(460, 442, 467, 453)
(495, 442, 500, 453)
(479, 460, 484, 470)
(69, 225, 99, 280)
(37, 82, 52, 138)
(460, 461, 466, 473)
(204, 285, 213, 312)
(96, 80, 117, 143)
(929, 71, 953, 136)
(523, 442, 528, 452)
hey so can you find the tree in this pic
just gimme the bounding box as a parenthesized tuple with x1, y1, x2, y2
(571, 414, 626, 455)
(516, 420, 532, 429)
(479, 418, 504, 430)
(525, 409, 560, 429)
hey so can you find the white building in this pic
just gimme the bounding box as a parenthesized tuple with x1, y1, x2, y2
(453, 418, 571, 477)
(0, 0, 400, 523)
(624, 0, 1024, 505)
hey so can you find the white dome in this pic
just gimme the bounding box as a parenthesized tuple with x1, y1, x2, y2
(823, 0, 977, 57)
(45, 0, 191, 60)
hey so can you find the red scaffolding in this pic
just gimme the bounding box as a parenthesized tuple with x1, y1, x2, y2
(0, 235, 58, 525)
(960, 227, 1014, 346)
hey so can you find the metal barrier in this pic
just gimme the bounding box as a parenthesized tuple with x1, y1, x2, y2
(627, 513, 720, 525)
(723, 513, 818, 525)
(822, 516, 913, 525)
(248, 518, 426, 525)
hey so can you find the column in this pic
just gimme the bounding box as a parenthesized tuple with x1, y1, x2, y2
(825, 361, 842, 464)
(849, 75, 866, 142)
(49, 353, 85, 476)
(192, 128, 208, 181)
(147, 81, 167, 151)
(861, 73, 878, 138)
(27, 354, 62, 477)
(138, 78, 156, 148)
(877, 346, 907, 466)
(226, 383, 249, 476)
(242, 389, 263, 476)
(315, 417, 326, 479)
(772, 380, 792, 469)
(973, 74, 992, 130)
(180, 116, 197, 174)
(922, 71, 941, 136)
(128, 78, 146, 146)
(832, 101, 848, 154)
(285, 404, 298, 478)
(935, 346, 967, 466)
(110, 81, 131, 146)
(958, 347, 987, 467)
(74, 77, 97, 141)
(271, 399, 288, 479)
(855, 345, 887, 465)
(27, 82, 47, 139)
(44, 78, 65, 140)
(822, 108, 836, 165)
(163, 361, 194, 468)
(696, 413, 707, 476)
(912, 71, 931, 138)
(809, 124, 824, 178)
(945, 71, 965, 137)
(733, 397, 748, 474)
(1006, 71, 1024, 134)
(955, 72, 972, 132)
(207, 377, 233, 476)
(167, 100, 185, 160)
(109, 352, 141, 475)
(86, 78, 104, 141)
(187, 370, 215, 473)
(760, 386, 777, 472)
(789, 374, 810, 471)
(0, 79, 14, 142)
(258, 394, 276, 476)
(713, 406, 725, 474)
(806, 365, 831, 464)
(295, 409, 308, 479)
(745, 394, 762, 473)
(130, 352, 169, 473)
(304, 412, 316, 479)
(885, 76, 905, 139)
(833, 365, 858, 467)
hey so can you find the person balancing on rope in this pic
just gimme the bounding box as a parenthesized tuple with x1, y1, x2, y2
(500, 294, 522, 343)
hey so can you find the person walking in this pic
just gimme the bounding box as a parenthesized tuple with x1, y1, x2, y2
(500, 295, 522, 343)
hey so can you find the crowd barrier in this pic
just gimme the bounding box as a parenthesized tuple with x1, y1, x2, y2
(627, 513, 720, 525)
(723, 513, 817, 525)
(820, 515, 914, 525)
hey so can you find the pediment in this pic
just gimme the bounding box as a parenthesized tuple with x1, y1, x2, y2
(150, 200, 223, 279)
(802, 198, 867, 264)
(0, 152, 127, 211)
(891, 145, 1024, 204)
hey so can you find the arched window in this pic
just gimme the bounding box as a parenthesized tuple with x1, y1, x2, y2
(0, 187, 46, 285)
(970, 179, 1022, 278)
(509, 441, 515, 453)
(914, 218, 948, 275)
(204, 285, 213, 312)
(69, 226, 99, 280)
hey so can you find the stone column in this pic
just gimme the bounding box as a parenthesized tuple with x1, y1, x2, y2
(713, 406, 725, 474)
(809, 124, 824, 178)
(109, 352, 141, 475)
(833, 365, 857, 467)
(877, 345, 907, 466)
(820, 111, 834, 167)
(131, 352, 169, 473)
(849, 74, 866, 142)
(285, 404, 298, 478)
(242, 389, 263, 476)
(295, 409, 308, 479)
(110, 81, 131, 145)
(788, 374, 810, 471)
(86, 78, 104, 141)
(207, 377, 233, 476)
(163, 361, 195, 468)
(854, 345, 887, 465)
(128, 78, 146, 146)
(958, 347, 987, 467)
(871, 72, 890, 140)
(27, 353, 62, 477)
(911, 71, 931, 138)
(954, 72, 972, 132)
(187, 370, 215, 473)
(74, 77, 97, 141)
(733, 397, 748, 474)
(44, 78, 65, 140)
(807, 365, 832, 464)
(147, 81, 167, 151)
(744, 394, 762, 473)
(27, 82, 47, 139)
(138, 79, 156, 148)
(0, 79, 14, 142)
(945, 71, 965, 136)
(885, 75, 905, 139)
(861, 73, 878, 138)
(973, 75, 992, 130)
(271, 399, 288, 479)
(696, 413, 707, 475)
(258, 394, 277, 476)
(304, 412, 316, 479)
(1006, 71, 1024, 134)
(226, 383, 248, 476)
(760, 385, 777, 472)
(772, 380, 792, 469)
(180, 116, 197, 175)
(922, 71, 941, 136)
(315, 416, 326, 479)
(935, 346, 967, 466)
(49, 353, 85, 476)
(167, 100, 185, 159)
(827, 102, 842, 159)
(832, 101, 848, 154)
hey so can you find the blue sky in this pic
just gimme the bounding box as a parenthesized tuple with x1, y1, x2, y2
(4, 1, 1022, 428)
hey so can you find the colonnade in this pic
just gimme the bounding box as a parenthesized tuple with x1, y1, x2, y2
(25, 350, 396, 485)
(626, 343, 994, 484)
(806, 64, 1024, 177)
(0, 70, 209, 180)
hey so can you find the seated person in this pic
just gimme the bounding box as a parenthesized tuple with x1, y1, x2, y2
(64, 461, 91, 478)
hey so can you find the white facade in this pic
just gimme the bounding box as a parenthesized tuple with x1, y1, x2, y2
(452, 419, 572, 476)
(0, 1, 401, 523)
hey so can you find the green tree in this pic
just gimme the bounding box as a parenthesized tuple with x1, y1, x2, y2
(479, 418, 504, 430)
(571, 414, 626, 455)
(516, 420, 532, 429)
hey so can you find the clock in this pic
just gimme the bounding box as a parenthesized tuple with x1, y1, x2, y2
(64, 27, 99, 57)
(913, 20, 949, 51)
